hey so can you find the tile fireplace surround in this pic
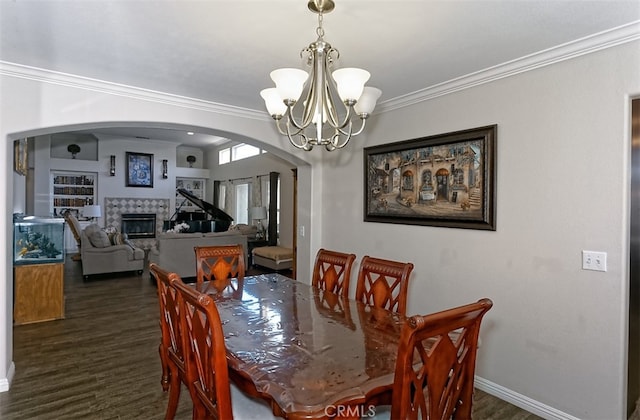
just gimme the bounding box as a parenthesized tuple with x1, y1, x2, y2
(104, 197, 170, 249)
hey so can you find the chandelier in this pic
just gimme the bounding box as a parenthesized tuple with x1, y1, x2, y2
(260, 0, 382, 152)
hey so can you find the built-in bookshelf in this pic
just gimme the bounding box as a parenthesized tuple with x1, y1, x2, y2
(176, 177, 205, 212)
(51, 171, 97, 218)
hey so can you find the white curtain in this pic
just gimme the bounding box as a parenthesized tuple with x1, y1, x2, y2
(251, 176, 262, 208)
(223, 180, 234, 217)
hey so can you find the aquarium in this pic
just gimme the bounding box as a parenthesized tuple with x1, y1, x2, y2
(14, 216, 65, 265)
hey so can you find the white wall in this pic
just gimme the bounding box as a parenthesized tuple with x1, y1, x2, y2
(98, 136, 183, 215)
(31, 134, 207, 221)
(0, 39, 638, 419)
(319, 41, 640, 418)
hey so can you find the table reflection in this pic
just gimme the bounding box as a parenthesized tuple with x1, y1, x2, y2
(201, 273, 405, 419)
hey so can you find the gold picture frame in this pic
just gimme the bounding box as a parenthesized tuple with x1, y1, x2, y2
(13, 138, 27, 176)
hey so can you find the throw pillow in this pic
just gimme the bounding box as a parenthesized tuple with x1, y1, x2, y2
(108, 232, 127, 246)
(88, 229, 111, 248)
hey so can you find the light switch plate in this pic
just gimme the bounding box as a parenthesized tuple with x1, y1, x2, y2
(582, 250, 607, 272)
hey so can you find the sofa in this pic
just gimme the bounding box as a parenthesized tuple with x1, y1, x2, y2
(80, 224, 145, 278)
(148, 231, 248, 279)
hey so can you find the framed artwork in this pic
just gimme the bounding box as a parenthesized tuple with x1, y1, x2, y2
(126, 152, 154, 188)
(364, 125, 497, 230)
(13, 138, 27, 176)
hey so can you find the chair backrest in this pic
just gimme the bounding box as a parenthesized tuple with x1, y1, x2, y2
(149, 263, 186, 388)
(390, 298, 493, 420)
(173, 278, 233, 420)
(194, 245, 246, 287)
(62, 210, 82, 247)
(355, 256, 414, 315)
(311, 248, 357, 297)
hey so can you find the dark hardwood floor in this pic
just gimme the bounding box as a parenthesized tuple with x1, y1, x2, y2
(0, 257, 540, 419)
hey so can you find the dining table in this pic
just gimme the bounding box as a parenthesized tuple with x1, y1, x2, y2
(198, 272, 407, 419)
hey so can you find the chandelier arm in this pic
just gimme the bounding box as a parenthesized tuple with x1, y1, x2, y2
(321, 58, 341, 129)
(285, 123, 314, 150)
(324, 101, 356, 132)
(284, 103, 312, 132)
(275, 117, 303, 137)
(329, 129, 353, 150)
(337, 116, 366, 137)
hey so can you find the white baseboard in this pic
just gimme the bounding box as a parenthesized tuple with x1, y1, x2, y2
(475, 376, 580, 420)
(0, 362, 15, 392)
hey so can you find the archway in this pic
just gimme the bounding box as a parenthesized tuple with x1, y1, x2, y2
(7, 121, 312, 384)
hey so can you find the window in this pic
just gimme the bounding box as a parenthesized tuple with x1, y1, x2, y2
(218, 143, 266, 165)
(453, 169, 464, 185)
(219, 148, 230, 165)
(235, 183, 249, 224)
(232, 144, 260, 161)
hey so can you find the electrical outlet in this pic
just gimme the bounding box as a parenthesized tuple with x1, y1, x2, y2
(582, 251, 607, 272)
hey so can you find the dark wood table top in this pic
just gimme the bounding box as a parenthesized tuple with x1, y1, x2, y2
(199, 273, 406, 419)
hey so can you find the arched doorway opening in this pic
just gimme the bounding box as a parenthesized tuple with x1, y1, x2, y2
(436, 168, 449, 201)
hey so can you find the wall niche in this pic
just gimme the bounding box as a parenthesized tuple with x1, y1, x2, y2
(50, 133, 99, 161)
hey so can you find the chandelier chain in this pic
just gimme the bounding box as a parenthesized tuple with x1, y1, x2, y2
(316, 13, 324, 39)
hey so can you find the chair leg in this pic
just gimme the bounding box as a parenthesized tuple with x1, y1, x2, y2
(159, 344, 170, 392)
(453, 380, 474, 419)
(191, 400, 207, 420)
(165, 364, 181, 420)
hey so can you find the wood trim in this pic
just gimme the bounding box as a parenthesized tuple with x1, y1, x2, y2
(292, 168, 298, 280)
(268, 172, 279, 246)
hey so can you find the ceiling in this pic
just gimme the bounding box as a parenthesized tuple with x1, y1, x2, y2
(1, 0, 639, 148)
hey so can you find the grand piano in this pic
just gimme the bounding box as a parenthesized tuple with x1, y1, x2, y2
(164, 188, 234, 233)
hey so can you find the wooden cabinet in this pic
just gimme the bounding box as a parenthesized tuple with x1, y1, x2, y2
(51, 171, 97, 218)
(14, 263, 64, 325)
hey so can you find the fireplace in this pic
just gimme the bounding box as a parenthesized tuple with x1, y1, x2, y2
(121, 213, 156, 239)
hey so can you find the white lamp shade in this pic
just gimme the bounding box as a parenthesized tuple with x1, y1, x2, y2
(270, 68, 309, 102)
(83, 205, 102, 218)
(354, 87, 382, 115)
(332, 68, 370, 102)
(250, 206, 267, 220)
(260, 88, 287, 116)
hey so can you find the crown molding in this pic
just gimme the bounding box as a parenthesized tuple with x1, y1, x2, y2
(2, 20, 639, 118)
(0, 61, 270, 122)
(379, 20, 640, 113)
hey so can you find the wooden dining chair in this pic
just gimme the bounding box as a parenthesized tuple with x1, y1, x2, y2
(194, 244, 245, 290)
(389, 298, 493, 419)
(172, 278, 276, 419)
(149, 263, 188, 420)
(312, 248, 357, 297)
(355, 256, 414, 315)
(172, 278, 232, 419)
(61, 209, 82, 261)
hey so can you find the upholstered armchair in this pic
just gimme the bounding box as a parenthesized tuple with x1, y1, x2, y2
(80, 224, 145, 279)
